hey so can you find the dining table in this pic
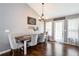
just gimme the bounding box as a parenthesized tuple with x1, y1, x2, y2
(15, 35, 31, 55)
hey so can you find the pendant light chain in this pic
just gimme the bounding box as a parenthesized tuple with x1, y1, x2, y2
(42, 3, 44, 16)
(39, 3, 47, 21)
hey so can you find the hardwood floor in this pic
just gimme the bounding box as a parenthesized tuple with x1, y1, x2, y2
(1, 41, 79, 56)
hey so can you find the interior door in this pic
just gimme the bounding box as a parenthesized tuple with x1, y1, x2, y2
(54, 20, 64, 43)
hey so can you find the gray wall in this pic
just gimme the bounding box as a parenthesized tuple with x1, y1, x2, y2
(0, 3, 44, 52)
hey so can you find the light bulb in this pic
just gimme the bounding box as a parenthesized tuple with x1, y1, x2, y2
(42, 16, 45, 19)
(45, 17, 47, 19)
(38, 17, 41, 19)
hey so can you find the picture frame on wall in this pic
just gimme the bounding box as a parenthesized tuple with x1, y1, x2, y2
(27, 16, 36, 25)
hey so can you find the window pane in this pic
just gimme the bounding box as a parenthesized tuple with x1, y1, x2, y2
(67, 18, 79, 45)
(46, 22, 52, 36)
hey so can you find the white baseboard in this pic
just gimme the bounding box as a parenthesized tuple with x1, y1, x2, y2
(63, 42, 79, 46)
(55, 41, 79, 47)
(0, 49, 11, 55)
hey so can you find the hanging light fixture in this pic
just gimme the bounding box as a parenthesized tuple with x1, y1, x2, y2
(39, 3, 47, 21)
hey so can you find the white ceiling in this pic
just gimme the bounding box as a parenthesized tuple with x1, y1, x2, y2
(27, 3, 79, 19)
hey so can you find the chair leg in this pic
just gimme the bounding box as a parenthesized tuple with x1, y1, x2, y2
(19, 48, 22, 55)
(18, 47, 24, 56)
(17, 48, 22, 56)
(11, 49, 15, 56)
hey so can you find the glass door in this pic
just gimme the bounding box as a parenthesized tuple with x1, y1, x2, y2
(54, 20, 64, 43)
(67, 18, 79, 45)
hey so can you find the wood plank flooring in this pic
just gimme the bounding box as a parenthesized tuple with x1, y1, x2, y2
(1, 41, 79, 56)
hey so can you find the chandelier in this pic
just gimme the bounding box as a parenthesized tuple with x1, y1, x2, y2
(39, 3, 47, 21)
